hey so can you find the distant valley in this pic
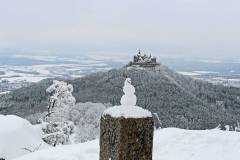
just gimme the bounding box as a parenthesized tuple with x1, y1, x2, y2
(0, 54, 123, 93)
(0, 54, 240, 94)
(162, 58, 240, 88)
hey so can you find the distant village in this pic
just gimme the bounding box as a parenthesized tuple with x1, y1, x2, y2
(0, 79, 31, 94)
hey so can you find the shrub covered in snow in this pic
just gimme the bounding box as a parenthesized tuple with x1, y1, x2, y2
(235, 121, 240, 132)
(216, 121, 240, 132)
(69, 102, 106, 143)
(41, 121, 74, 146)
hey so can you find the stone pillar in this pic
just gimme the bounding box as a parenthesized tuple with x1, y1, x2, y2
(100, 112, 154, 160)
(100, 78, 154, 160)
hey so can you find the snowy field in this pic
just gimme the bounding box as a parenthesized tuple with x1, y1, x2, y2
(0, 62, 113, 83)
(0, 54, 125, 83)
(0, 54, 123, 93)
(1, 115, 240, 160)
(179, 71, 240, 88)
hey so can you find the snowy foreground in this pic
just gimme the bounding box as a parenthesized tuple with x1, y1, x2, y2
(1, 115, 240, 160)
(0, 115, 49, 159)
(12, 128, 240, 160)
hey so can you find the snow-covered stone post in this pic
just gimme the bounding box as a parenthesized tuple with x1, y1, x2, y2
(100, 78, 154, 160)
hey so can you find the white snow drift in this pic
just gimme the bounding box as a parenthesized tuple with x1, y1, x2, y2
(0, 115, 49, 160)
(12, 128, 240, 160)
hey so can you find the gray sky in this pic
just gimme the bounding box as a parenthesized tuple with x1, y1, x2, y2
(0, 0, 240, 59)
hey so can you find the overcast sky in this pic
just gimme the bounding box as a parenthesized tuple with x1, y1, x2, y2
(0, 0, 239, 59)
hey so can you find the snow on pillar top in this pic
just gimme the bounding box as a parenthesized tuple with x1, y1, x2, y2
(103, 78, 152, 118)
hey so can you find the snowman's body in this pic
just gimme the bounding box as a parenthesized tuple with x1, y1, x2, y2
(120, 78, 137, 106)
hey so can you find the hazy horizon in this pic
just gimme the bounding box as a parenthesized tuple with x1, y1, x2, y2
(0, 0, 240, 60)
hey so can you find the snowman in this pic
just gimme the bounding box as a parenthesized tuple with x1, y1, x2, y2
(120, 78, 137, 106)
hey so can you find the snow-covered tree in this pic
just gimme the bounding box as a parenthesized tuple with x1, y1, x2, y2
(46, 80, 76, 122)
(42, 80, 76, 146)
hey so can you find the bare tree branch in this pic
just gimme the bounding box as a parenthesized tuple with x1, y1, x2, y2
(22, 143, 42, 153)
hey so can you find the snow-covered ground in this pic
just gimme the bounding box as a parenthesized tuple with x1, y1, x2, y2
(9, 128, 240, 160)
(1, 115, 240, 160)
(0, 115, 49, 160)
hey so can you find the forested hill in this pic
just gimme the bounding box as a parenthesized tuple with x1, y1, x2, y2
(1, 64, 240, 129)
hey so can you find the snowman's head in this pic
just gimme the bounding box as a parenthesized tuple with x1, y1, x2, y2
(126, 78, 131, 84)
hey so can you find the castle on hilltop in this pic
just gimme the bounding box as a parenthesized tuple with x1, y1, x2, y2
(127, 50, 160, 69)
